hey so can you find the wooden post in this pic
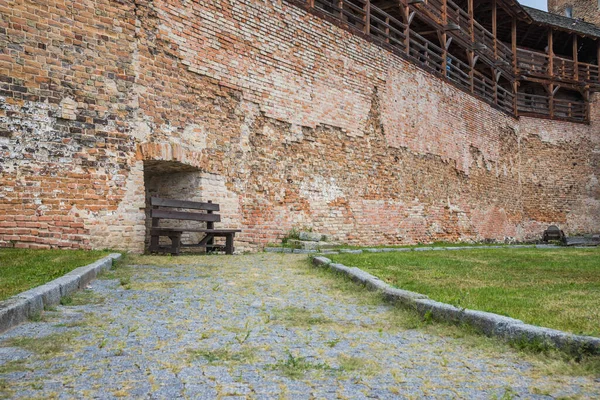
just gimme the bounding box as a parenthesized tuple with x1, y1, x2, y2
(442, 0, 447, 25)
(573, 34, 578, 81)
(468, 50, 475, 93)
(549, 83, 554, 118)
(439, 32, 448, 77)
(364, 0, 370, 35)
(401, 4, 411, 56)
(492, 0, 497, 59)
(494, 69, 499, 105)
(207, 200, 214, 250)
(468, 0, 474, 43)
(511, 17, 517, 76)
(548, 29, 554, 77)
(385, 15, 390, 43)
(513, 81, 519, 115)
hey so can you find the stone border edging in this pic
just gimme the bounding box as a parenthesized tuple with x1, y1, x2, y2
(312, 256, 600, 355)
(0, 253, 122, 334)
(265, 244, 560, 254)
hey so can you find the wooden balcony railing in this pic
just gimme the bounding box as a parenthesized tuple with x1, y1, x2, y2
(370, 5, 407, 49)
(419, 0, 444, 25)
(516, 48, 549, 76)
(578, 63, 600, 85)
(553, 57, 576, 81)
(293, 0, 591, 123)
(517, 92, 550, 116)
(517, 48, 599, 87)
(446, 0, 471, 36)
(517, 93, 586, 122)
(554, 98, 587, 121)
(497, 85, 515, 112)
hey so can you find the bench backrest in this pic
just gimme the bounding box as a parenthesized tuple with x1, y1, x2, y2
(150, 197, 221, 223)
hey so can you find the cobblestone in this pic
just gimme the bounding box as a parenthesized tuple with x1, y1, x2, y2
(0, 254, 598, 399)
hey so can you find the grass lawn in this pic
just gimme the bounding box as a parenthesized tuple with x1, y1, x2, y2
(328, 248, 600, 337)
(0, 248, 113, 301)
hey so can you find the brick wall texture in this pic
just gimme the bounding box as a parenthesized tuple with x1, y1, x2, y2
(548, 0, 600, 25)
(1, 0, 599, 252)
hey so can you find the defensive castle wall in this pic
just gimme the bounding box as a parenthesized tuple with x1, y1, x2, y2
(1, 0, 599, 252)
(548, 0, 600, 25)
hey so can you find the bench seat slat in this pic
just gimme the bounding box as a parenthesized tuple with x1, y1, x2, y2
(151, 228, 241, 233)
(151, 209, 221, 222)
(150, 197, 220, 211)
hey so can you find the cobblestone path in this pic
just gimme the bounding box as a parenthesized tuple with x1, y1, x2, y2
(1, 254, 599, 399)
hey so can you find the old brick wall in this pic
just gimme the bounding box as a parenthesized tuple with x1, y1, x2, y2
(0, 0, 146, 251)
(1, 0, 599, 252)
(548, 0, 600, 25)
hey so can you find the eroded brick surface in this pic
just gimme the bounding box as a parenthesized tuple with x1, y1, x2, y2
(548, 0, 600, 25)
(0, 0, 598, 252)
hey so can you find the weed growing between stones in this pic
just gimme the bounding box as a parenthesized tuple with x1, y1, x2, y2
(337, 354, 380, 377)
(0, 378, 13, 397)
(188, 346, 257, 365)
(269, 351, 335, 379)
(3, 332, 76, 358)
(271, 306, 332, 327)
(60, 290, 105, 307)
(28, 310, 44, 322)
(0, 359, 30, 375)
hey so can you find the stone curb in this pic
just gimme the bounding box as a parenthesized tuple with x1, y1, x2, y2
(311, 256, 600, 355)
(0, 253, 122, 334)
(265, 244, 559, 254)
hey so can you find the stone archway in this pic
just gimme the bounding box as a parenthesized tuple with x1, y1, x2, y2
(138, 142, 205, 250)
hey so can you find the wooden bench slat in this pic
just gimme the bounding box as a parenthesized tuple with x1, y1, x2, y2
(151, 209, 221, 222)
(151, 228, 241, 233)
(150, 197, 220, 211)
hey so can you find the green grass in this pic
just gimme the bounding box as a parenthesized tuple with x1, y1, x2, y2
(0, 248, 113, 301)
(327, 248, 600, 337)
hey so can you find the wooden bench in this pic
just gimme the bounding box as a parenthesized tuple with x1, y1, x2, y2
(148, 197, 241, 255)
(542, 225, 566, 244)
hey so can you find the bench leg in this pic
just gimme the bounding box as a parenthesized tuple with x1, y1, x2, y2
(225, 233, 234, 255)
(149, 234, 160, 253)
(169, 233, 182, 256)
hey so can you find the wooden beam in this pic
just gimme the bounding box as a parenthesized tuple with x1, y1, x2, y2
(521, 75, 580, 90)
(467, 50, 475, 93)
(552, 85, 560, 95)
(573, 34, 578, 81)
(513, 80, 519, 115)
(442, 0, 447, 25)
(492, 0, 497, 59)
(385, 15, 390, 43)
(549, 82, 554, 118)
(364, 0, 371, 35)
(400, 4, 411, 56)
(548, 29, 553, 78)
(493, 67, 498, 104)
(438, 31, 448, 77)
(468, 0, 474, 43)
(512, 18, 517, 76)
